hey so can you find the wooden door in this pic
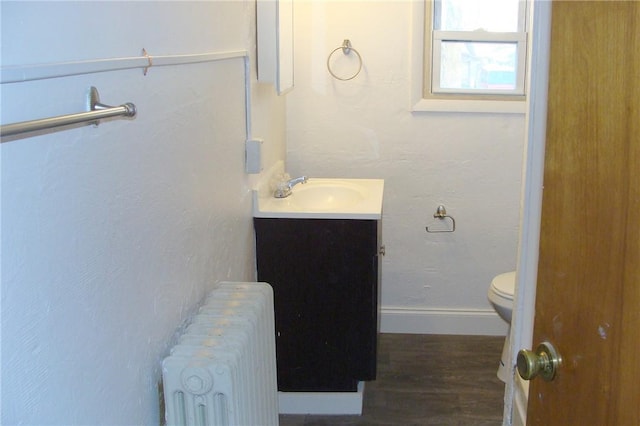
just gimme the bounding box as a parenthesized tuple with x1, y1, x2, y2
(526, 1, 640, 425)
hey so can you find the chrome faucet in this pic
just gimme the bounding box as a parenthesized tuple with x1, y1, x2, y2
(274, 176, 308, 198)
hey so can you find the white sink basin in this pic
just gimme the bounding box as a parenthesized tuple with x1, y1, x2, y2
(289, 181, 366, 211)
(253, 178, 384, 219)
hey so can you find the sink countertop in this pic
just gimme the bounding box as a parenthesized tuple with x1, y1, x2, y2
(253, 178, 384, 220)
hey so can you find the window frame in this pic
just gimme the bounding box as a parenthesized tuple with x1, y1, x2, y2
(412, 0, 529, 113)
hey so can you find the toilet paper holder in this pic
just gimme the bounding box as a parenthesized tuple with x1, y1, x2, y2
(426, 205, 456, 233)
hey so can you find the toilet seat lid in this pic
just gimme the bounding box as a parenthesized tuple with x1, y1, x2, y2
(491, 271, 516, 299)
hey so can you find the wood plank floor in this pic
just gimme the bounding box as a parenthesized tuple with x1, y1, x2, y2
(279, 333, 505, 426)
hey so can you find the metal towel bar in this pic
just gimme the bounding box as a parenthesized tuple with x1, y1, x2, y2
(0, 87, 136, 138)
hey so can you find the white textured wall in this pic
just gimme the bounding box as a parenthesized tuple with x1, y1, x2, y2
(0, 1, 285, 424)
(287, 1, 525, 333)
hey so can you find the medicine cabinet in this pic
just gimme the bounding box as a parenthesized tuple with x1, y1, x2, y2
(257, 0, 294, 95)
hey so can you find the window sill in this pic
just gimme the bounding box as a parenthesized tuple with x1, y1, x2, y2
(412, 98, 526, 114)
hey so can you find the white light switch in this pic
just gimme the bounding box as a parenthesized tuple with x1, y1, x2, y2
(245, 139, 263, 174)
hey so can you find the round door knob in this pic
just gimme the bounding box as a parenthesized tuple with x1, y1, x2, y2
(517, 341, 562, 381)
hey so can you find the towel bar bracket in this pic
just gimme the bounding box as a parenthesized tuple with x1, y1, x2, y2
(87, 86, 136, 126)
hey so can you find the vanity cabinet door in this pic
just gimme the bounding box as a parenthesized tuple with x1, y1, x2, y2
(254, 218, 380, 392)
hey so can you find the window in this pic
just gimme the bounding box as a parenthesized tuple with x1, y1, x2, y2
(414, 0, 529, 112)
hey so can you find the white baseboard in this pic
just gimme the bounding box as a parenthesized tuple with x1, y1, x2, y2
(380, 306, 508, 336)
(278, 382, 364, 415)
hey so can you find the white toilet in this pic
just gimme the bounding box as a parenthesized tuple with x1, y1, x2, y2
(488, 271, 516, 382)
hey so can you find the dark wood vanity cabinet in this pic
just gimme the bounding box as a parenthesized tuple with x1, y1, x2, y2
(254, 218, 381, 392)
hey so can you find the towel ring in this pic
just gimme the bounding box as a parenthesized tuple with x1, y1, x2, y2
(327, 39, 363, 81)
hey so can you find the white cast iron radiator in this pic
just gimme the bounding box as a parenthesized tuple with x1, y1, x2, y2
(162, 282, 279, 426)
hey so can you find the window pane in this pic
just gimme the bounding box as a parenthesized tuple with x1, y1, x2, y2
(435, 0, 521, 32)
(438, 41, 517, 91)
